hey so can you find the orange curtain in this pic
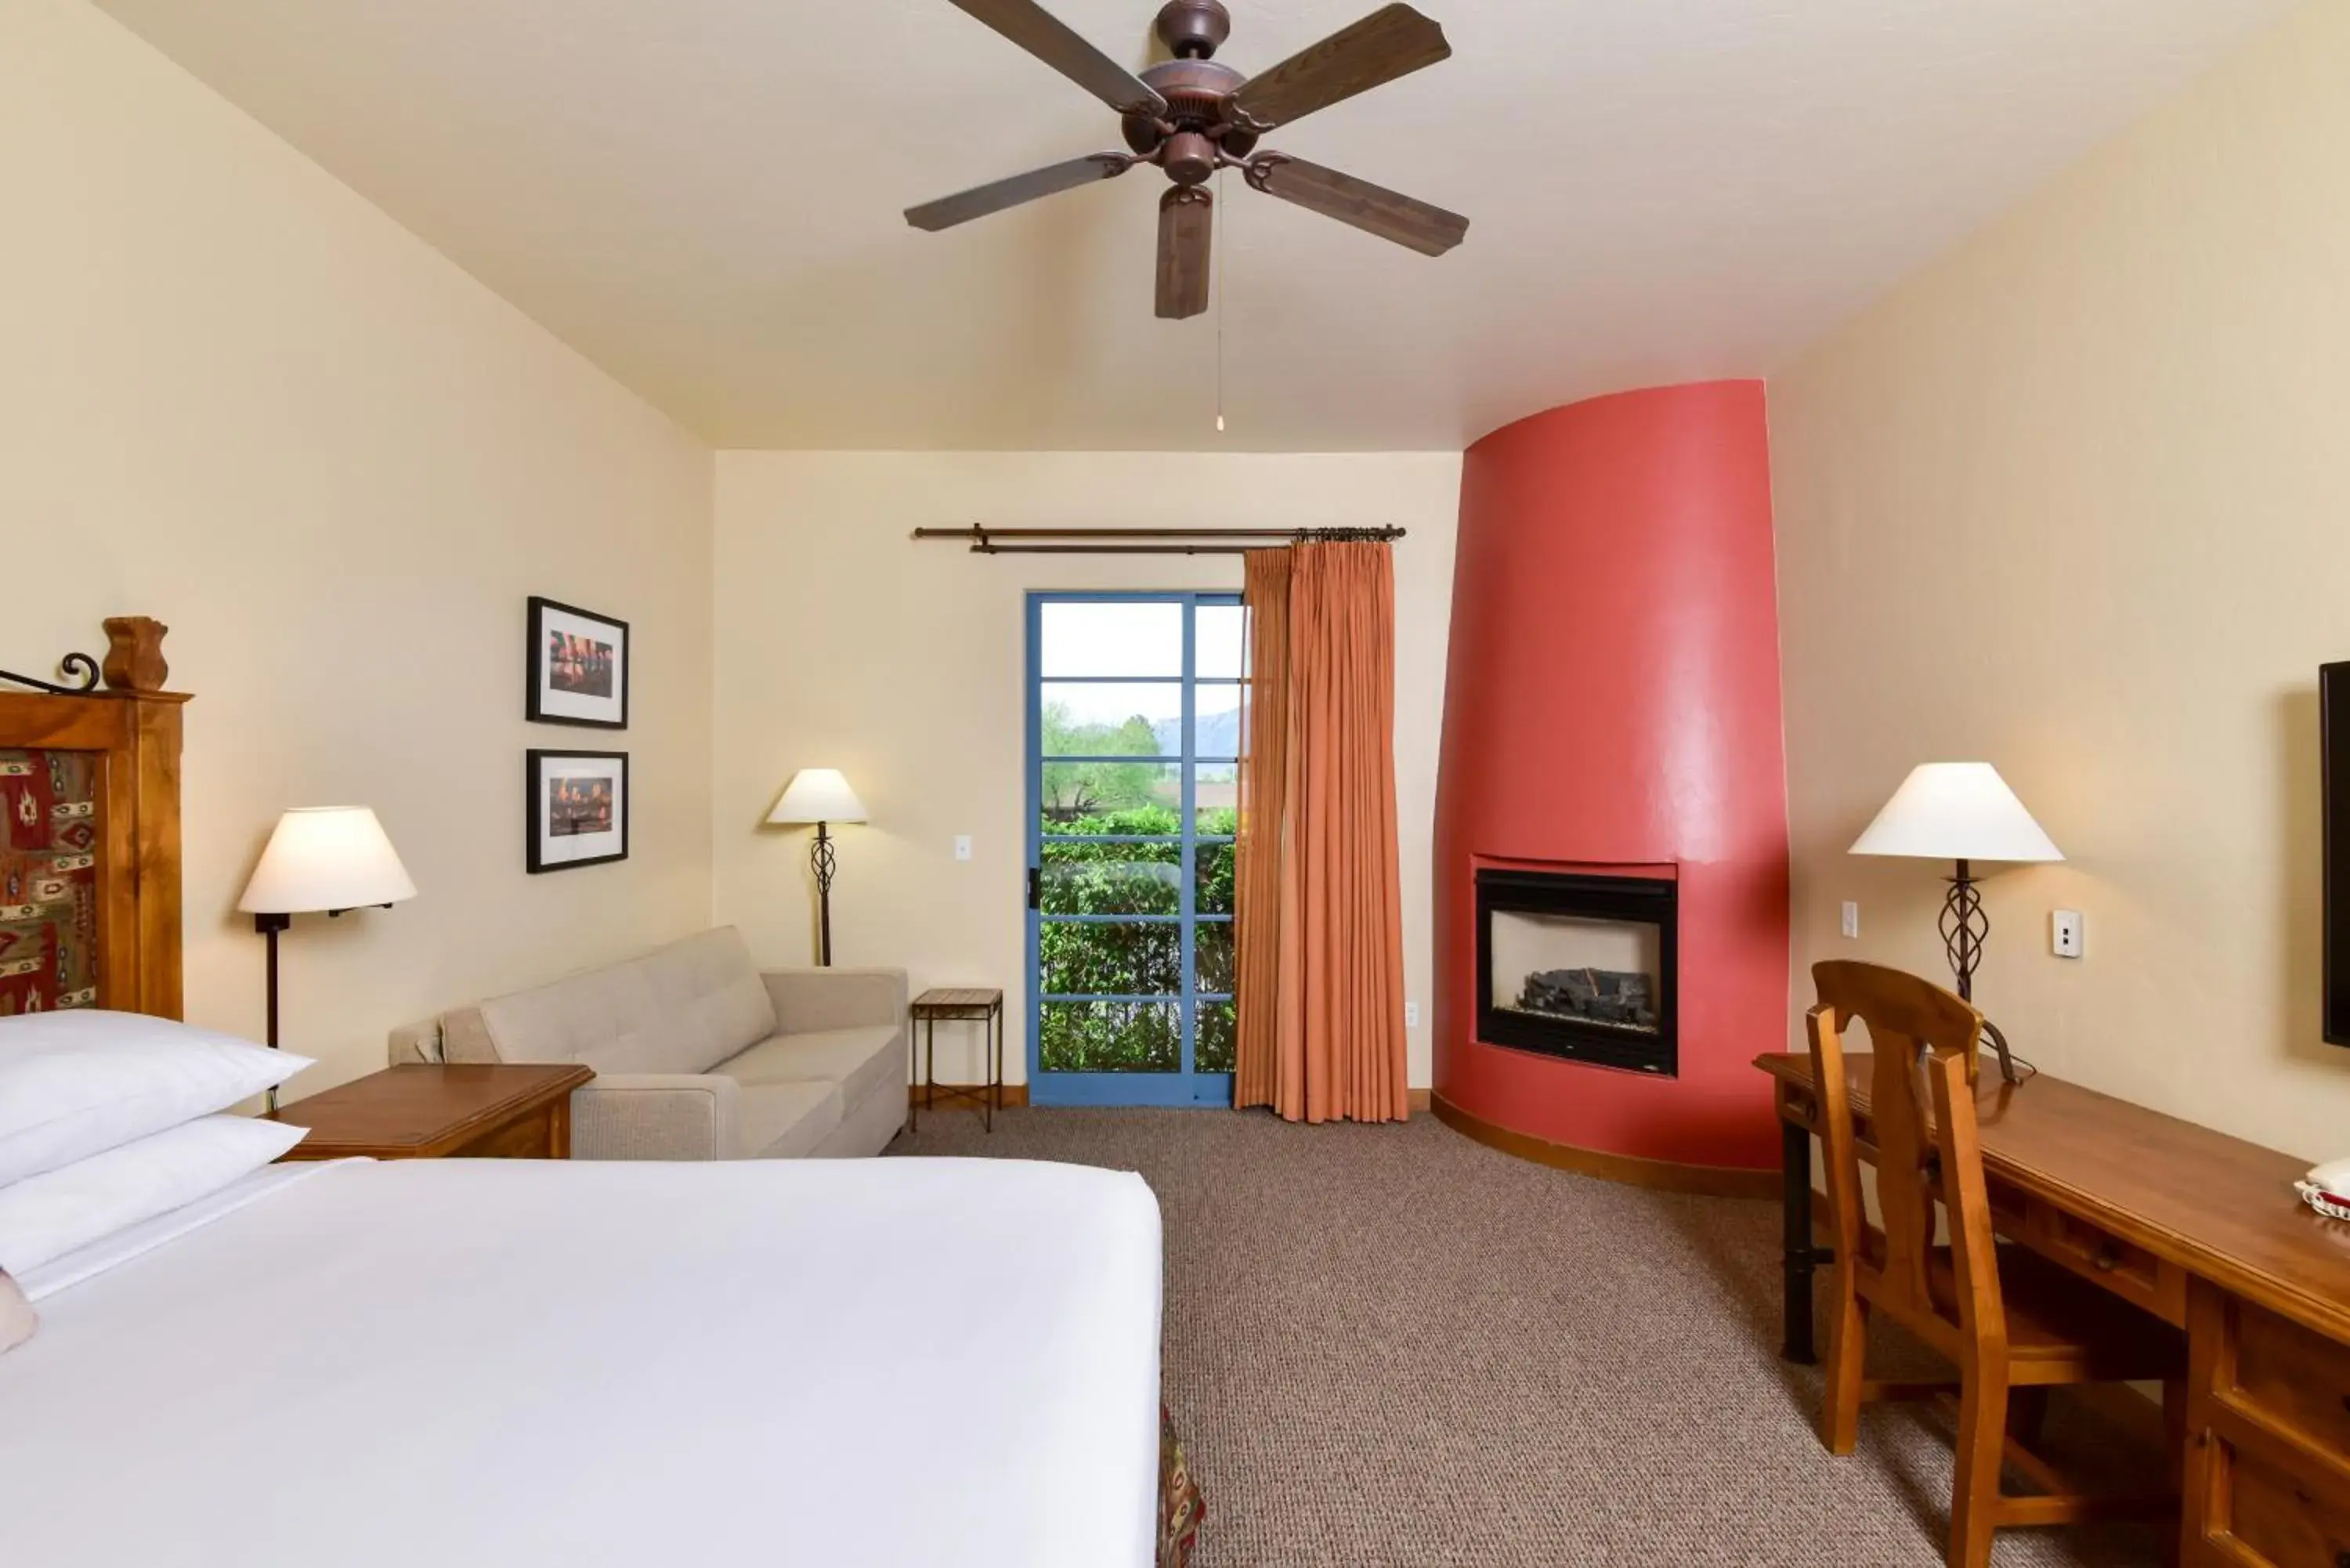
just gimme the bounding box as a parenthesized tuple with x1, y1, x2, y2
(1233, 540, 1410, 1123)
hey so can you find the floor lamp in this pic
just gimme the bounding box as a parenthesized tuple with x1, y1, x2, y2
(768, 768, 867, 966)
(1849, 762, 2063, 1083)
(237, 807, 417, 1111)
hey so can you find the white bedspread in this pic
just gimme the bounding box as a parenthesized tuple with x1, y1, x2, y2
(0, 1155, 1163, 1568)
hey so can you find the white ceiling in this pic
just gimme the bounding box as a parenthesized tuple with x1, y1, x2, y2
(96, 0, 2294, 450)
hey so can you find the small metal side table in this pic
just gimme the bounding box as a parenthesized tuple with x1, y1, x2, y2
(909, 987, 1005, 1133)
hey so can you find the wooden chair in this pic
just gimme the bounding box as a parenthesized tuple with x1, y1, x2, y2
(1806, 960, 2184, 1568)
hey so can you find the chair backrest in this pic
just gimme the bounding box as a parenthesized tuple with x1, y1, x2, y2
(1807, 959, 2003, 1350)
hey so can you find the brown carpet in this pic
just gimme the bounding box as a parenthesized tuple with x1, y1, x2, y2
(891, 1106, 2163, 1567)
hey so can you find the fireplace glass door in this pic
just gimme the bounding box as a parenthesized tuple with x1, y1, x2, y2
(1475, 869, 1677, 1075)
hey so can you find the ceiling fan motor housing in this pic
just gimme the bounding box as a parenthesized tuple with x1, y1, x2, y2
(1121, 56, 1256, 165)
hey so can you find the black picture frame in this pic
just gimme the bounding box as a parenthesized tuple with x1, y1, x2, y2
(526, 749, 630, 873)
(526, 596, 629, 729)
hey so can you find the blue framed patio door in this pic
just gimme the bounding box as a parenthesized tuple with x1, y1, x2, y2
(1027, 591, 1241, 1107)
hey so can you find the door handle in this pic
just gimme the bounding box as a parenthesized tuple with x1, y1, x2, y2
(1028, 867, 1041, 910)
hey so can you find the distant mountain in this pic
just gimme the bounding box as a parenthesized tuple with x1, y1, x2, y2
(1152, 709, 1242, 760)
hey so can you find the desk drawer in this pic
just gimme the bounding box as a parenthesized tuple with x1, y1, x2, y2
(2025, 1198, 2188, 1325)
(2221, 1451, 2350, 1568)
(2235, 1306, 2350, 1469)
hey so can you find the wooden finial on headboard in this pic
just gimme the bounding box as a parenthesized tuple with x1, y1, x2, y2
(101, 617, 169, 693)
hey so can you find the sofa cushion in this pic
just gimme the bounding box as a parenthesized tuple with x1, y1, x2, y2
(734, 1078, 843, 1159)
(719, 1026, 902, 1111)
(476, 929, 776, 1078)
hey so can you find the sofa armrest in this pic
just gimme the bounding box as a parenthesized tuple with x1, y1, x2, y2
(761, 966, 909, 1035)
(388, 1018, 443, 1066)
(569, 1074, 739, 1161)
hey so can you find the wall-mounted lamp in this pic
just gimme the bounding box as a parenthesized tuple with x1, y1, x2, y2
(237, 807, 417, 1109)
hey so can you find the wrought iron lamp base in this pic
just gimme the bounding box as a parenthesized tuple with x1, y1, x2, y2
(1940, 859, 2024, 1084)
(810, 822, 837, 967)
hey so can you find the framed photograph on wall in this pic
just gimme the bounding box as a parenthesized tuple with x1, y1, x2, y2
(527, 750, 629, 873)
(527, 596, 629, 728)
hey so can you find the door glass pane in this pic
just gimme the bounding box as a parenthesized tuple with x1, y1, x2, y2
(1040, 919, 1181, 995)
(1041, 602, 1183, 677)
(1195, 840, 1235, 915)
(1039, 842, 1180, 916)
(1040, 1000, 1180, 1071)
(1040, 762, 1180, 829)
(1197, 605, 1247, 680)
(1042, 683, 1182, 757)
(1195, 921, 1234, 994)
(1195, 1000, 1236, 1072)
(1192, 764, 1238, 836)
(1195, 681, 1241, 758)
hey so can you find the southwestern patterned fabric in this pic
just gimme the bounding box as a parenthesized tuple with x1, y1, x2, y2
(1159, 1403, 1203, 1568)
(0, 749, 102, 1014)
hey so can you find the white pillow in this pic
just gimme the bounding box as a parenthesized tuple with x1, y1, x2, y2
(0, 1269, 33, 1355)
(0, 1010, 311, 1187)
(0, 1115, 307, 1276)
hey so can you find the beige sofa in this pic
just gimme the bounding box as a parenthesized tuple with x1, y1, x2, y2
(389, 928, 907, 1161)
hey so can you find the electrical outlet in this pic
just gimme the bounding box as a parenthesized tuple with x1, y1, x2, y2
(1405, 1002, 1422, 1028)
(953, 835, 972, 862)
(2052, 909, 2084, 959)
(1840, 901, 1860, 939)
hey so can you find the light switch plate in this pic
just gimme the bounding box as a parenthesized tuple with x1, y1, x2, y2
(2052, 909, 2084, 959)
(1405, 1002, 1421, 1028)
(1840, 901, 1860, 939)
(953, 835, 972, 862)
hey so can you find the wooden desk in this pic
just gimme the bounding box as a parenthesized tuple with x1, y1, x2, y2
(1757, 1053, 2350, 1568)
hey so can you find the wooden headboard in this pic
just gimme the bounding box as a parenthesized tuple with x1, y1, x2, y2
(0, 619, 187, 1019)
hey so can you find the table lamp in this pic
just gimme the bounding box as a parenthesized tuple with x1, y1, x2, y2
(237, 807, 417, 1109)
(1849, 762, 2063, 1082)
(767, 769, 867, 966)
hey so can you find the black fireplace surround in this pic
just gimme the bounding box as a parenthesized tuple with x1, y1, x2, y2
(1475, 867, 1679, 1077)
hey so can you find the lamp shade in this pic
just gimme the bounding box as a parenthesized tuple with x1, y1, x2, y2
(1849, 763, 2063, 864)
(767, 768, 868, 826)
(237, 807, 418, 915)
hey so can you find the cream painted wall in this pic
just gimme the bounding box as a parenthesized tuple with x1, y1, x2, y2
(2, 0, 715, 1093)
(1772, 1, 2350, 1158)
(711, 452, 1460, 1087)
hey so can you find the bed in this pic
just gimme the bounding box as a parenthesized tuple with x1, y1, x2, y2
(0, 622, 1189, 1568)
(5, 1154, 1164, 1567)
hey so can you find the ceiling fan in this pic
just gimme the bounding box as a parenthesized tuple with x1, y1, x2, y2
(905, 0, 1470, 320)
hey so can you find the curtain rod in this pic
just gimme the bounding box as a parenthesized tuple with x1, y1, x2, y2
(911, 526, 1405, 556)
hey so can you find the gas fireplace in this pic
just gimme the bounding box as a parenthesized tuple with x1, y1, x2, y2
(1475, 867, 1677, 1076)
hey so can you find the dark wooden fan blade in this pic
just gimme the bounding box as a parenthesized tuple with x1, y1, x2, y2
(946, 0, 1168, 116)
(1246, 154, 1467, 256)
(1229, 4, 1450, 132)
(1155, 187, 1213, 320)
(906, 154, 1132, 231)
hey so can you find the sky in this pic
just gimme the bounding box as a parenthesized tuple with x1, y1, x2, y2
(1040, 602, 1246, 734)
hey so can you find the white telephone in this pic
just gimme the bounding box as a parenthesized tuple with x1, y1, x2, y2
(2296, 1157, 2350, 1223)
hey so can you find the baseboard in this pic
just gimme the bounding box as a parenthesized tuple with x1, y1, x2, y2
(1430, 1091, 1777, 1199)
(909, 1083, 1029, 1109)
(1409, 1088, 1432, 1112)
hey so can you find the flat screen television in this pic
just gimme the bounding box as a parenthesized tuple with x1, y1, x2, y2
(2325, 662, 2350, 1044)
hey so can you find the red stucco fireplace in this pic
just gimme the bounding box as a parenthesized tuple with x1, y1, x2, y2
(1431, 381, 1790, 1194)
